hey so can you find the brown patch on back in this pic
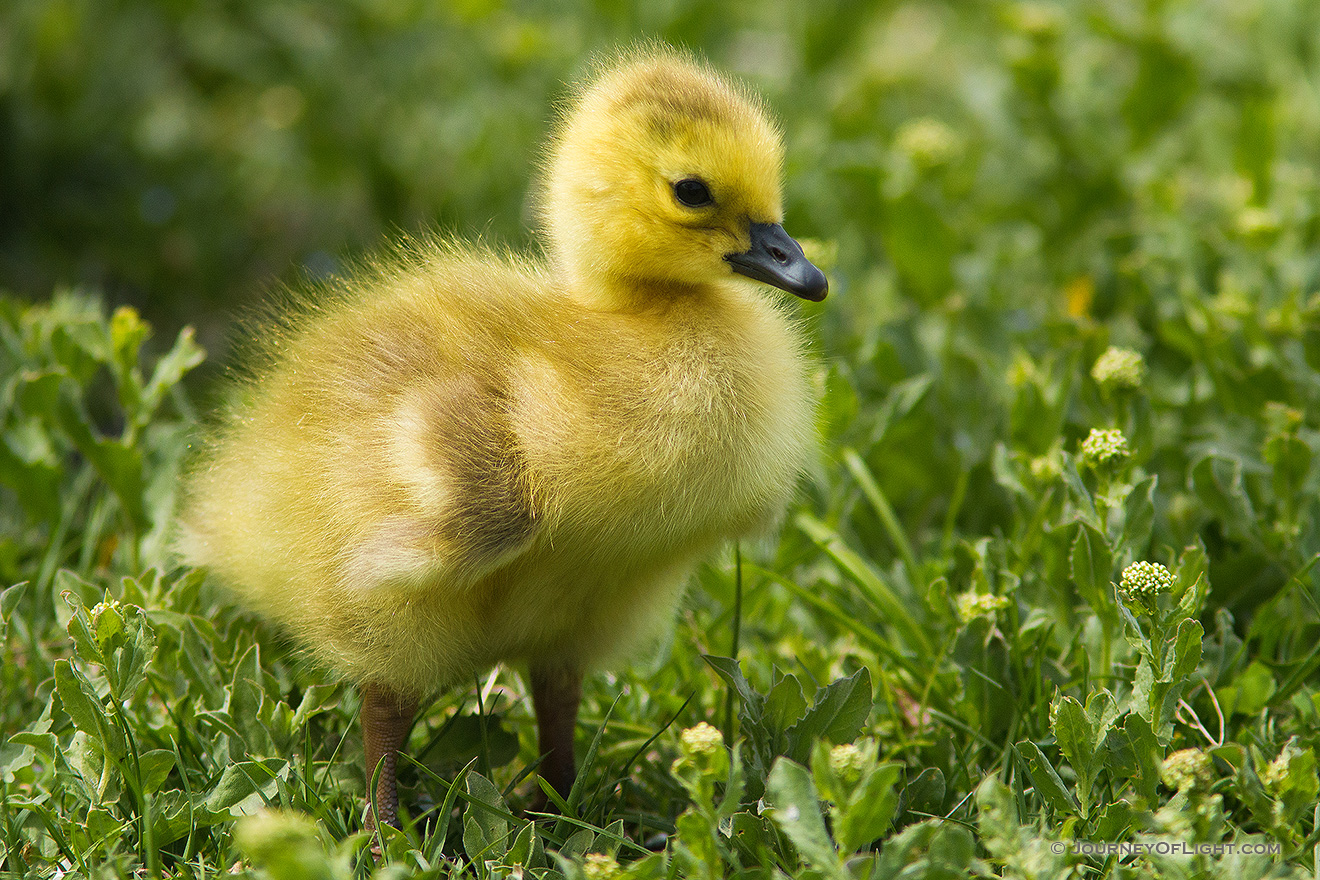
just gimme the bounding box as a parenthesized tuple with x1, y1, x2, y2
(421, 374, 537, 567)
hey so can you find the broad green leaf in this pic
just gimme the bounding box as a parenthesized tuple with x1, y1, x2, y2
(229, 644, 273, 754)
(463, 771, 511, 862)
(504, 820, 538, 868)
(875, 818, 976, 878)
(1050, 691, 1117, 818)
(765, 758, 848, 880)
(261, 701, 296, 753)
(1215, 661, 1277, 718)
(1014, 741, 1076, 815)
(0, 435, 60, 521)
(899, 767, 945, 820)
(702, 655, 764, 715)
(1165, 618, 1204, 682)
(8, 731, 57, 761)
(1133, 618, 1204, 742)
(719, 741, 747, 821)
(106, 602, 157, 701)
(138, 748, 176, 791)
(1119, 474, 1157, 554)
(786, 667, 873, 764)
(290, 684, 341, 729)
(54, 659, 126, 759)
(1172, 541, 1209, 609)
(834, 762, 901, 852)
(13, 369, 66, 416)
(66, 730, 120, 804)
(1049, 696, 1088, 770)
(1191, 455, 1255, 542)
(1070, 523, 1111, 609)
(85, 807, 124, 850)
(180, 620, 226, 711)
(1120, 714, 1163, 806)
(703, 654, 772, 769)
(1, 582, 29, 626)
(558, 828, 595, 861)
(205, 758, 285, 815)
(1060, 457, 1100, 529)
(93, 599, 125, 651)
(424, 712, 519, 771)
(765, 672, 808, 747)
(64, 594, 103, 666)
(1176, 572, 1208, 621)
(50, 322, 106, 384)
(1092, 799, 1136, 841)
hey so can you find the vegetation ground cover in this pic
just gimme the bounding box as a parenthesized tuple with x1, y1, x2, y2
(2, 1, 1319, 877)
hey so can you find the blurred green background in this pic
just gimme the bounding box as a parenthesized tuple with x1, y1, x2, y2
(2, 0, 850, 354)
(7, 0, 1315, 359)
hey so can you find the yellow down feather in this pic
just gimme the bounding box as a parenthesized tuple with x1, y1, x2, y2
(177, 48, 820, 701)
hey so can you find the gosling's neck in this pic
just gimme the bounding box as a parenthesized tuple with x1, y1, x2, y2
(559, 264, 718, 316)
(542, 228, 720, 314)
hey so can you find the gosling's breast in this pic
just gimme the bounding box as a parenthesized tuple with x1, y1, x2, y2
(516, 286, 814, 550)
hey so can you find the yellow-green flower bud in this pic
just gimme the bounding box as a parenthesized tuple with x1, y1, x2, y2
(1119, 561, 1173, 612)
(1091, 346, 1146, 390)
(90, 597, 121, 619)
(583, 853, 621, 880)
(679, 722, 724, 758)
(828, 743, 867, 786)
(89, 597, 126, 653)
(1081, 428, 1129, 465)
(1161, 749, 1214, 792)
(1029, 453, 1062, 483)
(1261, 743, 1304, 794)
(954, 591, 1010, 624)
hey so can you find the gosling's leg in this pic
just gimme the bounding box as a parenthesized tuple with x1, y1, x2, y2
(361, 682, 417, 830)
(529, 663, 583, 804)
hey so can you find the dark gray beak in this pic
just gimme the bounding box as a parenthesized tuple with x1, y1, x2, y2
(724, 222, 828, 301)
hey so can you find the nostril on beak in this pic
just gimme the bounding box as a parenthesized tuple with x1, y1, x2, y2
(769, 246, 788, 264)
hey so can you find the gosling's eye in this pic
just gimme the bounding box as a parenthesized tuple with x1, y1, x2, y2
(673, 178, 713, 208)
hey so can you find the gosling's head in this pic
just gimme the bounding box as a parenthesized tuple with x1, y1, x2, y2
(540, 49, 827, 303)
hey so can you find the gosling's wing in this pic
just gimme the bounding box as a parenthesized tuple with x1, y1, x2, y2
(185, 247, 551, 598)
(346, 370, 540, 594)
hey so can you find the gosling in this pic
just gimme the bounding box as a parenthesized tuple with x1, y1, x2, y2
(178, 48, 827, 829)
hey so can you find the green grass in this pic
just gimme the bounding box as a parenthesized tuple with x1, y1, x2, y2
(4, 1, 1320, 878)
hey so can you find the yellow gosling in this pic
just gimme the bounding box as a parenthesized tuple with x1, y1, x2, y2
(178, 47, 827, 828)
